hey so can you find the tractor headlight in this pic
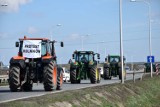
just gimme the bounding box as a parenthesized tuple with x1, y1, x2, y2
(89, 61, 93, 65)
(74, 62, 78, 65)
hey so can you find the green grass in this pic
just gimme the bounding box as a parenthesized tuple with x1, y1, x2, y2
(1, 75, 160, 107)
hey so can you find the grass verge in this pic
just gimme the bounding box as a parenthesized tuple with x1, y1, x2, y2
(0, 75, 160, 107)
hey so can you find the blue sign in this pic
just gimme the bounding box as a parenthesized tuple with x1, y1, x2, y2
(147, 56, 154, 63)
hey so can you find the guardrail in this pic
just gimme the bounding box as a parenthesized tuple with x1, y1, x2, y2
(126, 69, 159, 83)
(126, 70, 144, 83)
(0, 75, 8, 83)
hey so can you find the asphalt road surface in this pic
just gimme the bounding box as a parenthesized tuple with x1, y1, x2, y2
(0, 72, 143, 103)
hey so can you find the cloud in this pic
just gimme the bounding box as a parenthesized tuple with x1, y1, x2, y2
(27, 26, 38, 34)
(0, 0, 32, 13)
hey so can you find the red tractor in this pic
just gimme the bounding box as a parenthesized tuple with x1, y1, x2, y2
(9, 36, 64, 91)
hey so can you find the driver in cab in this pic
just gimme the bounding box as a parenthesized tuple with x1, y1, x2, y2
(81, 55, 87, 63)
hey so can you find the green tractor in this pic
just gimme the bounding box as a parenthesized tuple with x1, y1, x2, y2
(70, 51, 101, 84)
(103, 55, 126, 80)
(144, 63, 156, 73)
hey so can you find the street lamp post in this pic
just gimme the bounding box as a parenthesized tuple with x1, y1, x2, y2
(130, 0, 153, 78)
(119, 0, 124, 83)
(81, 35, 89, 51)
(81, 36, 84, 51)
(96, 41, 105, 53)
(50, 24, 62, 41)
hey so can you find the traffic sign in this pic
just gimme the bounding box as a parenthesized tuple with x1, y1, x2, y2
(147, 56, 154, 63)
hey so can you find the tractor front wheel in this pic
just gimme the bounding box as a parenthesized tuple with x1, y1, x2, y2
(104, 67, 111, 80)
(56, 67, 63, 90)
(43, 61, 56, 91)
(70, 68, 80, 84)
(90, 65, 99, 84)
(22, 82, 33, 91)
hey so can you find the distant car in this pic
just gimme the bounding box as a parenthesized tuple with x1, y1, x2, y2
(62, 67, 70, 82)
(99, 67, 104, 77)
(125, 66, 131, 72)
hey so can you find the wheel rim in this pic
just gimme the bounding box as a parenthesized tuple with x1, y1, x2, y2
(53, 66, 57, 86)
(60, 73, 63, 86)
(96, 68, 98, 80)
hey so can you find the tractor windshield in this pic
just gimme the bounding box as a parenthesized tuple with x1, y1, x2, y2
(75, 53, 93, 62)
(41, 42, 47, 56)
(110, 57, 119, 62)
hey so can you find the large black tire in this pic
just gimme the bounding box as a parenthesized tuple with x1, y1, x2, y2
(97, 68, 101, 83)
(90, 65, 98, 84)
(56, 67, 63, 90)
(103, 67, 111, 80)
(119, 67, 122, 80)
(22, 82, 33, 91)
(9, 66, 21, 92)
(43, 61, 56, 91)
(70, 68, 80, 84)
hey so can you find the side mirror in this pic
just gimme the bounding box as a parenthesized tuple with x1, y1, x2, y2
(60, 42, 64, 47)
(15, 42, 19, 47)
(97, 54, 100, 59)
(72, 54, 75, 59)
(105, 58, 107, 62)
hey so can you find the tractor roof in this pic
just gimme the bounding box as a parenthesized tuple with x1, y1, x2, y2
(19, 36, 49, 41)
(108, 55, 120, 57)
(74, 51, 94, 54)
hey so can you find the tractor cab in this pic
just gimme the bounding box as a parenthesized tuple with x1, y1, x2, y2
(72, 51, 94, 63)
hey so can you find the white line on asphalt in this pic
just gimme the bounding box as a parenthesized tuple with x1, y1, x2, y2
(0, 81, 121, 104)
(0, 90, 64, 104)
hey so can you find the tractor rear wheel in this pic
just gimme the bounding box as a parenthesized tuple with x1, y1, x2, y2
(90, 65, 98, 84)
(70, 68, 80, 84)
(43, 61, 56, 91)
(56, 67, 63, 90)
(9, 66, 21, 92)
(104, 67, 111, 80)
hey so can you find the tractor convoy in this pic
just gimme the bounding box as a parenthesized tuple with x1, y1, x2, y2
(9, 36, 63, 92)
(70, 51, 101, 84)
(103, 55, 126, 80)
(8, 36, 129, 92)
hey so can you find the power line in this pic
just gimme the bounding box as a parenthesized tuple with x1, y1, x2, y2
(64, 37, 160, 46)
(0, 37, 159, 49)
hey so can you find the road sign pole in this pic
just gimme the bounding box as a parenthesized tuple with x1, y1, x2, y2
(148, 56, 154, 78)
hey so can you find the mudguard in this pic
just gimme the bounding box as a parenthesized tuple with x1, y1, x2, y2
(10, 57, 25, 69)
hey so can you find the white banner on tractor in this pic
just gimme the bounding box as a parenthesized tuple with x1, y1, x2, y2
(22, 40, 41, 58)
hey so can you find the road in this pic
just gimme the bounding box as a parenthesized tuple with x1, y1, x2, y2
(0, 72, 143, 104)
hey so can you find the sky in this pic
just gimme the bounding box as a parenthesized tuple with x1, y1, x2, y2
(0, 0, 160, 65)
